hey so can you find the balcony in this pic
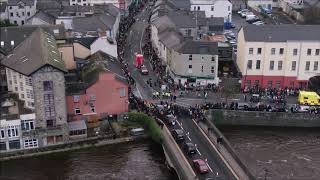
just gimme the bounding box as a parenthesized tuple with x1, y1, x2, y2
(22, 125, 65, 137)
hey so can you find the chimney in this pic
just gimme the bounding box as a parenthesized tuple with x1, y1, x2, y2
(0, 41, 4, 47)
(10, 40, 14, 47)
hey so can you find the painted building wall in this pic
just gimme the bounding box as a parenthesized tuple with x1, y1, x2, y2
(66, 72, 129, 121)
(0, 119, 22, 152)
(58, 45, 76, 70)
(190, 0, 232, 21)
(7, 0, 36, 26)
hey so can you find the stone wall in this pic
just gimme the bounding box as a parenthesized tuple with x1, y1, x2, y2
(210, 110, 320, 127)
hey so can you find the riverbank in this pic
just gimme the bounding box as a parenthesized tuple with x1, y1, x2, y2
(0, 135, 146, 162)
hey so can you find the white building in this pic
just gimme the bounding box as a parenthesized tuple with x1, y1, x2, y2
(7, 0, 37, 26)
(190, 0, 232, 22)
(237, 25, 320, 89)
(90, 36, 117, 58)
(281, 0, 303, 5)
(0, 118, 22, 151)
(69, 0, 127, 10)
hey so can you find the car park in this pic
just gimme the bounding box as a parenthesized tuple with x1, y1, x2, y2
(183, 142, 196, 155)
(172, 129, 185, 142)
(193, 159, 209, 174)
(140, 65, 148, 75)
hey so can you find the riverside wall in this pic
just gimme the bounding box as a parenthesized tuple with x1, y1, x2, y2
(210, 110, 320, 127)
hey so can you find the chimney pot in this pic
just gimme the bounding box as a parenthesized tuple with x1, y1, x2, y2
(10, 40, 14, 47)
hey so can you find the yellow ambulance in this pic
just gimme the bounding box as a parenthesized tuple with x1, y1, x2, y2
(298, 91, 320, 106)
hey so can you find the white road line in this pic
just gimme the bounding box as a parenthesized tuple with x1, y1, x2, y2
(140, 27, 145, 54)
(206, 162, 213, 172)
(196, 148, 202, 156)
(187, 136, 191, 141)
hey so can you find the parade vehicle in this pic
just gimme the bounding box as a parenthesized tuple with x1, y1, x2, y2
(165, 114, 177, 126)
(193, 159, 209, 174)
(298, 91, 320, 106)
(135, 53, 144, 68)
(140, 65, 149, 75)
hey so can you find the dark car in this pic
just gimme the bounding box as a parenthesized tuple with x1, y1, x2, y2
(172, 129, 185, 142)
(247, 18, 261, 24)
(183, 142, 196, 155)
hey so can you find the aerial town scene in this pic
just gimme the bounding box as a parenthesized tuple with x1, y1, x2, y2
(0, 0, 319, 179)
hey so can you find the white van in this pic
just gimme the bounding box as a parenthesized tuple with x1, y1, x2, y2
(246, 14, 256, 21)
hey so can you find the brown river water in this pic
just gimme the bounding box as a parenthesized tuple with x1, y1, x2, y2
(219, 126, 320, 180)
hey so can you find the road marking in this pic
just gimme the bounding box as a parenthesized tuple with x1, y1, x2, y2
(187, 136, 191, 141)
(205, 161, 213, 172)
(140, 27, 145, 54)
(191, 119, 240, 180)
(196, 148, 202, 156)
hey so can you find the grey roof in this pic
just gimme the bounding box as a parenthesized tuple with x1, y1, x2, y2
(152, 15, 176, 33)
(243, 25, 320, 42)
(1, 28, 67, 76)
(198, 17, 224, 27)
(36, 1, 61, 10)
(167, 11, 197, 28)
(158, 29, 183, 49)
(68, 120, 87, 131)
(28, 11, 56, 24)
(0, 25, 65, 54)
(175, 40, 218, 54)
(72, 14, 115, 32)
(0, 2, 7, 12)
(66, 37, 98, 49)
(95, 4, 120, 17)
(7, 0, 35, 6)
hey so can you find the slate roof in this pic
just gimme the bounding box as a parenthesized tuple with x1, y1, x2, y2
(72, 14, 115, 32)
(66, 37, 98, 49)
(36, 0, 61, 10)
(158, 29, 183, 49)
(1, 28, 67, 76)
(0, 24, 65, 54)
(7, 0, 35, 6)
(28, 11, 56, 24)
(243, 25, 320, 42)
(166, 11, 197, 28)
(175, 40, 218, 55)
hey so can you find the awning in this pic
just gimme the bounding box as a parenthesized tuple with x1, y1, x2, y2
(68, 120, 87, 131)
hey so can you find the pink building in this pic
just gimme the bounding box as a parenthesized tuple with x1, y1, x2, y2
(66, 52, 129, 122)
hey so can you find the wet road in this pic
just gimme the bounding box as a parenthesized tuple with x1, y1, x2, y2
(0, 140, 178, 180)
(219, 126, 320, 180)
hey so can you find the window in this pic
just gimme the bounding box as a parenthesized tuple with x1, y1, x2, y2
(14, 21, 17, 24)
(75, 108, 81, 115)
(46, 119, 56, 128)
(279, 48, 284, 55)
(307, 49, 312, 55)
(24, 139, 38, 148)
(316, 49, 320, 56)
(27, 12, 30, 16)
(314, 61, 318, 71)
(21, 20, 24, 25)
(256, 60, 261, 69)
(9, 140, 20, 150)
(45, 106, 55, 118)
(189, 55, 192, 60)
(90, 94, 96, 101)
(90, 106, 95, 113)
(257, 48, 262, 54)
(228, 6, 230, 11)
(70, 129, 86, 136)
(119, 87, 126, 98)
(19, 74, 22, 79)
(44, 94, 54, 104)
(26, 89, 31, 98)
(73, 95, 80, 103)
(10, 12, 13, 17)
(21, 94, 24, 99)
(0, 129, 5, 139)
(275, 81, 281, 89)
(245, 80, 251, 88)
(19, 82, 23, 91)
(291, 61, 296, 71)
(22, 12, 25, 16)
(278, 61, 283, 70)
(9, 80, 12, 85)
(268, 81, 272, 88)
(247, 60, 252, 69)
(269, 61, 274, 70)
(189, 65, 192, 69)
(43, 81, 53, 91)
(271, 48, 275, 55)
(211, 6, 214, 11)
(15, 87, 18, 91)
(249, 48, 253, 54)
(197, 6, 200, 10)
(254, 80, 259, 86)
(211, 56, 215, 61)
(21, 120, 34, 131)
(305, 61, 310, 71)
(211, 66, 215, 73)
(25, 78, 32, 86)
(293, 48, 298, 55)
(0, 142, 6, 150)
(7, 126, 18, 138)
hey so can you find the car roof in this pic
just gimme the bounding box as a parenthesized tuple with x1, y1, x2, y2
(175, 129, 184, 134)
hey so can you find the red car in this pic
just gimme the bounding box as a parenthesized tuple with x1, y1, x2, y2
(193, 159, 209, 174)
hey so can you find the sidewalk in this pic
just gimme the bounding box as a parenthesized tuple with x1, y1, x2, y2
(197, 121, 253, 180)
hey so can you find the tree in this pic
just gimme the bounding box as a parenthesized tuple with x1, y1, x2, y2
(221, 83, 240, 105)
(0, 20, 16, 27)
(303, 7, 320, 24)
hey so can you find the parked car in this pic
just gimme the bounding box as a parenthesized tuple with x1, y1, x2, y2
(246, 14, 256, 21)
(140, 65, 149, 75)
(241, 11, 253, 18)
(193, 159, 209, 174)
(253, 21, 265, 26)
(247, 18, 261, 24)
(172, 129, 185, 142)
(183, 142, 197, 155)
(237, 9, 249, 14)
(237, 102, 250, 110)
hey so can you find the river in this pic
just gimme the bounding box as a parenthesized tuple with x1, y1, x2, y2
(219, 126, 320, 180)
(0, 140, 178, 180)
